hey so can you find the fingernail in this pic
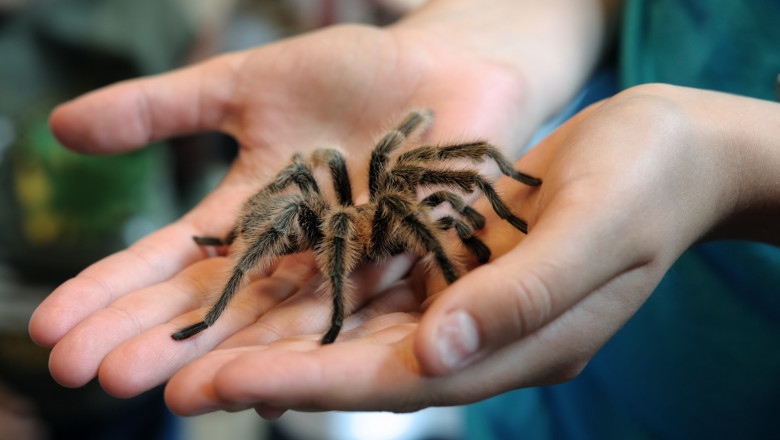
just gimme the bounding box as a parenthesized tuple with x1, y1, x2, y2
(437, 310, 480, 371)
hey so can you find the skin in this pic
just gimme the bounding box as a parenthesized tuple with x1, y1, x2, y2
(28, 0, 780, 418)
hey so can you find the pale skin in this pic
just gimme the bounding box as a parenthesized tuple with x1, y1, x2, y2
(28, 0, 780, 418)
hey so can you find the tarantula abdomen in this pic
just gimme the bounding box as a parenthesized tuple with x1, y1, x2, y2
(173, 110, 541, 344)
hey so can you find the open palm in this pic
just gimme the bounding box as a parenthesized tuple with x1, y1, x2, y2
(28, 24, 536, 404)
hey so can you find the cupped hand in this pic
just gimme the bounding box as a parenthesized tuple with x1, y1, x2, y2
(161, 84, 755, 417)
(27, 24, 536, 397)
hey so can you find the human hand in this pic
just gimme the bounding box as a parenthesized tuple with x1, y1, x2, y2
(28, 22, 543, 398)
(157, 84, 780, 417)
(27, 0, 780, 418)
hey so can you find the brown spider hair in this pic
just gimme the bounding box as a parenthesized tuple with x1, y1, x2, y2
(173, 110, 541, 344)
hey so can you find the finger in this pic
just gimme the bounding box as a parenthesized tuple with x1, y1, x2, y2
(95, 255, 319, 398)
(28, 221, 210, 348)
(413, 183, 656, 376)
(165, 327, 423, 416)
(339, 281, 421, 340)
(49, 52, 245, 154)
(44, 257, 230, 388)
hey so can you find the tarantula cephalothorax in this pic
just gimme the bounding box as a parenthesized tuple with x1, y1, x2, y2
(172, 110, 541, 344)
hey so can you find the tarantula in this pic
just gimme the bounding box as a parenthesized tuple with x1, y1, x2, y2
(172, 110, 541, 344)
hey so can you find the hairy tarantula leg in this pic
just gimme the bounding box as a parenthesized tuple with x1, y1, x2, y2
(436, 216, 491, 264)
(174, 197, 325, 341)
(474, 176, 530, 234)
(192, 227, 238, 247)
(421, 191, 486, 230)
(369, 193, 414, 259)
(397, 109, 433, 136)
(171, 266, 246, 340)
(262, 153, 320, 195)
(369, 207, 394, 257)
(311, 148, 353, 206)
(172, 227, 297, 341)
(233, 158, 322, 236)
(317, 211, 361, 344)
(193, 236, 226, 246)
(369, 110, 433, 201)
(389, 165, 478, 193)
(400, 214, 460, 284)
(397, 141, 542, 187)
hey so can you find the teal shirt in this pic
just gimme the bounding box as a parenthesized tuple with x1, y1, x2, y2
(621, 0, 780, 99)
(467, 1, 780, 438)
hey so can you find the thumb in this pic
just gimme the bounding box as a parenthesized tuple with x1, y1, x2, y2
(49, 52, 244, 154)
(414, 192, 648, 376)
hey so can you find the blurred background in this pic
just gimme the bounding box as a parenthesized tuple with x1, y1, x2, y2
(0, 0, 465, 439)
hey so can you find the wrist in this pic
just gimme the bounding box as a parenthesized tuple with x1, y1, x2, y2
(392, 0, 619, 125)
(693, 91, 780, 244)
(637, 83, 780, 245)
